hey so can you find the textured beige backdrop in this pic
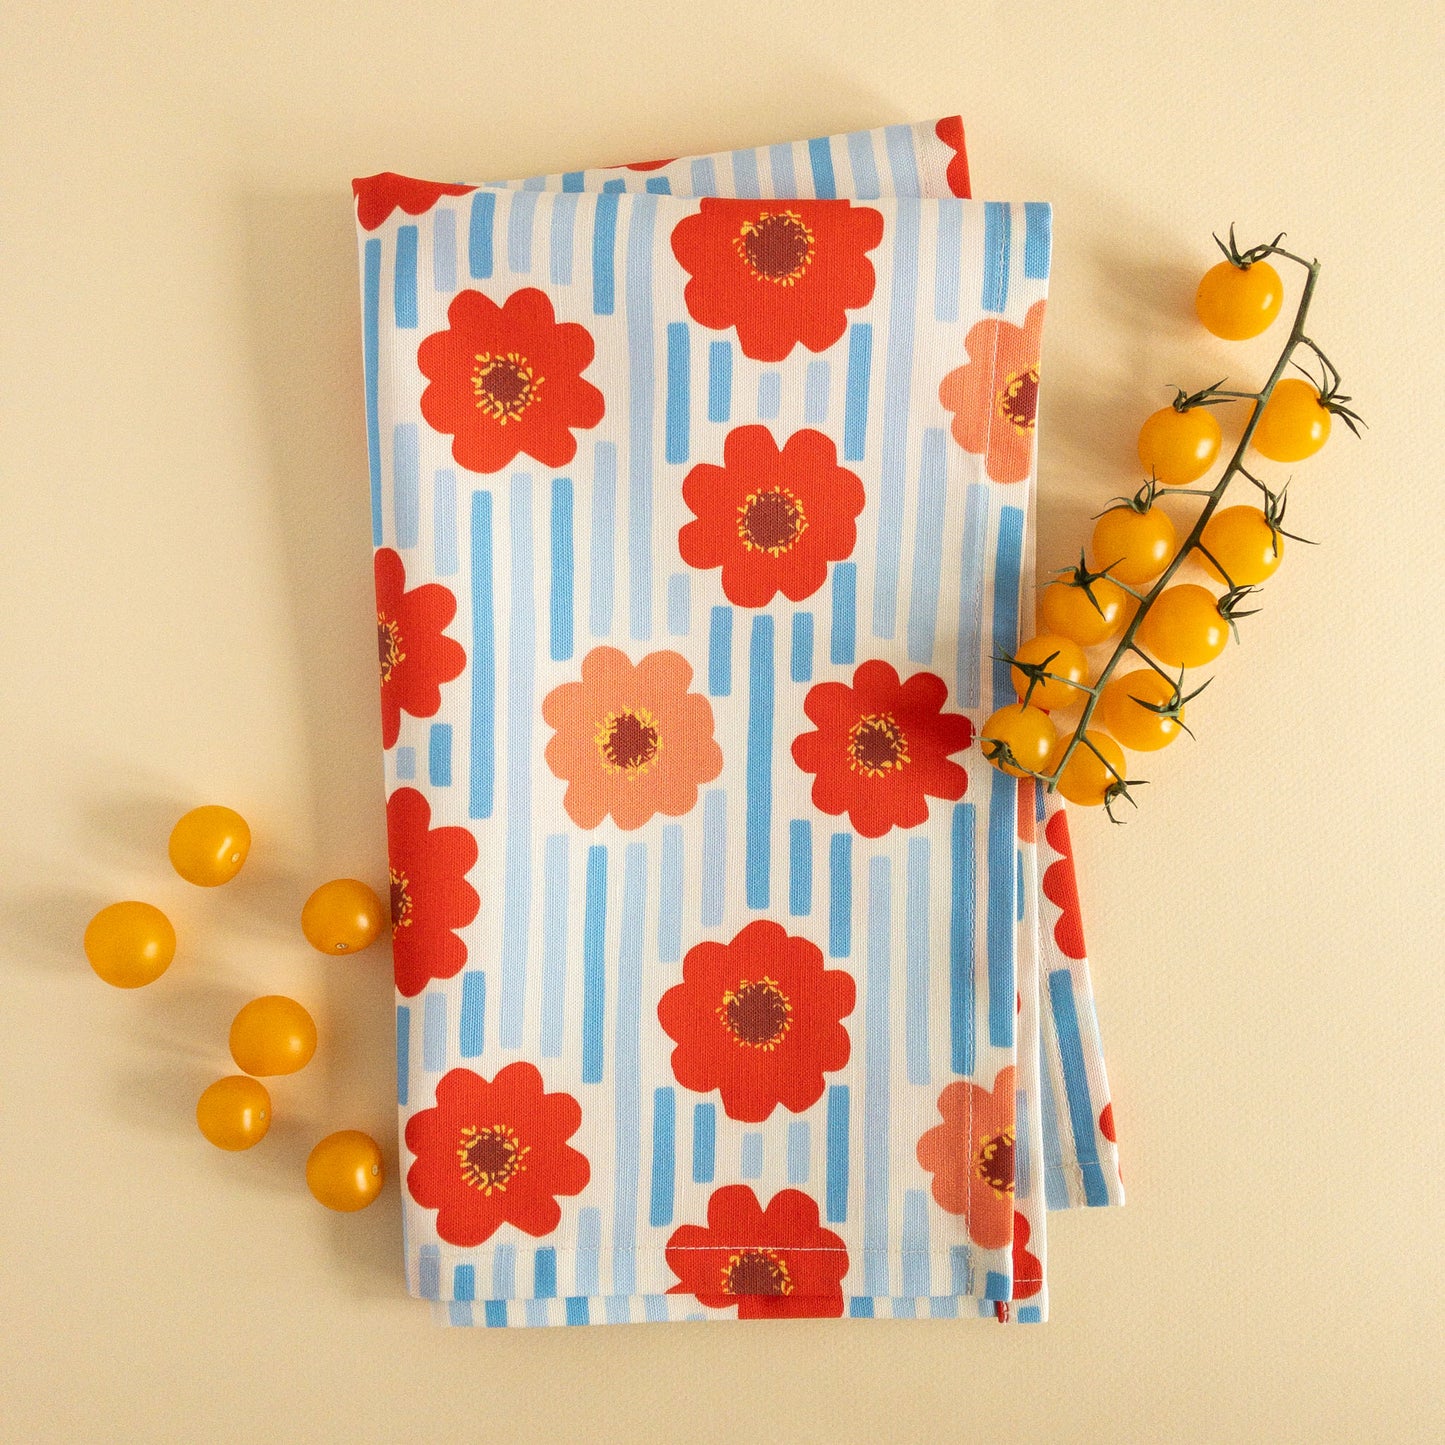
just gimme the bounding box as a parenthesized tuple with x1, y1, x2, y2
(3, 3, 1442, 1441)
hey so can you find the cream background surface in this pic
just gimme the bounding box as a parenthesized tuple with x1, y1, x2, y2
(3, 3, 1442, 1441)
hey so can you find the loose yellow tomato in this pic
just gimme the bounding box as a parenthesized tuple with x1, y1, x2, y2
(980, 704, 1057, 777)
(1089, 506, 1177, 586)
(197, 1075, 272, 1151)
(1136, 584, 1228, 668)
(169, 805, 251, 887)
(1098, 671, 1186, 752)
(306, 1131, 385, 1212)
(1009, 634, 1091, 712)
(1038, 577, 1130, 647)
(1252, 378, 1331, 462)
(1199, 506, 1283, 586)
(301, 878, 385, 955)
(1137, 405, 1221, 486)
(84, 901, 176, 988)
(1195, 260, 1283, 340)
(1048, 731, 1128, 807)
(229, 995, 317, 1077)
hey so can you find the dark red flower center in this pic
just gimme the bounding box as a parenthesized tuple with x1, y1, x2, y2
(974, 1126, 1016, 1196)
(733, 211, 816, 286)
(378, 614, 404, 684)
(472, 351, 543, 424)
(390, 867, 413, 935)
(736, 487, 808, 555)
(596, 708, 661, 776)
(457, 1123, 530, 1194)
(847, 713, 910, 777)
(998, 366, 1038, 433)
(718, 976, 792, 1050)
(722, 1247, 793, 1297)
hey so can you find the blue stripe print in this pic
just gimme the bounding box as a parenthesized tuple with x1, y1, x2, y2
(730, 148, 760, 197)
(807, 135, 836, 198)
(740, 1133, 764, 1181)
(540, 834, 569, 1058)
(395, 747, 415, 781)
(418, 1245, 440, 1300)
(589, 441, 617, 637)
(492, 1245, 515, 1298)
(789, 819, 812, 917)
(830, 561, 857, 665)
(707, 341, 732, 422)
(533, 1248, 556, 1299)
(469, 491, 495, 819)
(768, 141, 797, 195)
(548, 191, 579, 286)
(825, 1084, 849, 1222)
(901, 1190, 930, 1297)
(842, 324, 872, 462)
(1015, 1075, 1031, 1200)
(1048, 969, 1110, 1206)
(828, 832, 852, 958)
(581, 845, 607, 1083)
(625, 196, 657, 641)
(434, 469, 458, 577)
(863, 855, 892, 1296)
(707, 606, 732, 696)
(395, 1005, 410, 1105)
(423, 992, 447, 1072)
(791, 610, 813, 682)
(657, 824, 683, 964)
(550, 477, 574, 662)
(984, 1271, 1010, 1302)
(692, 1103, 716, 1183)
(905, 427, 949, 663)
(955, 483, 990, 709)
(787, 1121, 810, 1184)
(566, 1298, 589, 1326)
(690, 156, 718, 196)
(561, 171, 584, 193)
(949, 802, 977, 1076)
(499, 472, 535, 1050)
(745, 615, 774, 910)
(612, 842, 647, 1296)
(645, 176, 671, 195)
(428, 724, 451, 786)
(982, 201, 1012, 313)
(756, 371, 781, 420)
(884, 120, 921, 194)
(362, 239, 382, 545)
(459, 972, 485, 1058)
(393, 225, 418, 328)
(484, 1301, 507, 1328)
(666, 572, 690, 636)
(700, 789, 726, 929)
(393, 424, 419, 548)
(592, 189, 620, 314)
(993, 505, 1026, 707)
(468, 192, 495, 279)
(803, 359, 829, 424)
(849, 1296, 873, 1319)
(649, 1087, 675, 1226)
(1024, 202, 1052, 279)
(1039, 1049, 1072, 1210)
(453, 1264, 475, 1302)
(871, 193, 920, 640)
(987, 769, 1015, 1049)
(575, 1207, 601, 1296)
(905, 836, 931, 1086)
(665, 322, 689, 464)
(934, 198, 962, 322)
(433, 208, 456, 293)
(846, 129, 880, 200)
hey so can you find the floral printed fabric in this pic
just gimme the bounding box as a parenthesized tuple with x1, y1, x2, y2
(353, 117, 1123, 1330)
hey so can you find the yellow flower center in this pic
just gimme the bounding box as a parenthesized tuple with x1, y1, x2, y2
(389, 867, 412, 935)
(457, 1123, 530, 1194)
(472, 351, 542, 423)
(974, 1126, 1015, 1197)
(734, 211, 816, 285)
(737, 487, 808, 555)
(717, 976, 792, 1050)
(378, 615, 405, 684)
(847, 713, 909, 777)
(997, 365, 1038, 433)
(596, 708, 662, 777)
(722, 1247, 793, 1297)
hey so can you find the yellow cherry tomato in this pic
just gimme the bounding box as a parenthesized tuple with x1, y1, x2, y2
(1039, 577, 1130, 647)
(1009, 634, 1090, 713)
(196, 1075, 272, 1151)
(1089, 506, 1177, 586)
(1136, 584, 1228, 668)
(1195, 259, 1283, 340)
(169, 805, 251, 887)
(1252, 377, 1331, 462)
(301, 878, 385, 955)
(306, 1130, 385, 1212)
(1098, 671, 1186, 752)
(1137, 405, 1222, 486)
(229, 995, 317, 1077)
(980, 703, 1057, 777)
(1199, 506, 1283, 586)
(1048, 731, 1127, 808)
(84, 901, 176, 988)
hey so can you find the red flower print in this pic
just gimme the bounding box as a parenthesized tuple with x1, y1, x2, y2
(938, 300, 1046, 485)
(933, 117, 972, 199)
(671, 198, 884, 362)
(1011, 1210, 1043, 1298)
(417, 288, 605, 474)
(542, 647, 723, 831)
(614, 158, 675, 172)
(666, 1185, 848, 1319)
(678, 426, 866, 608)
(386, 787, 480, 998)
(1042, 808, 1087, 960)
(916, 1065, 1016, 1249)
(791, 661, 973, 838)
(405, 1063, 589, 1247)
(374, 548, 466, 751)
(353, 173, 476, 232)
(658, 920, 855, 1123)
(1099, 1103, 1116, 1143)
(1017, 777, 1037, 843)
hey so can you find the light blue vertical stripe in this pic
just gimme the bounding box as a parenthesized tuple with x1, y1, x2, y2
(841, 323, 872, 462)
(768, 142, 797, 196)
(745, 616, 774, 910)
(561, 171, 585, 193)
(453, 1264, 475, 1302)
(905, 836, 931, 1087)
(1016, 1082, 1032, 1201)
(830, 561, 857, 665)
(791, 610, 813, 682)
(393, 225, 418, 328)
(581, 845, 607, 1084)
(730, 148, 760, 197)
(533, 1248, 557, 1299)
(692, 1103, 716, 1183)
(1048, 969, 1110, 1206)
(612, 842, 647, 1296)
(901, 1190, 931, 1297)
(825, 1084, 849, 1222)
(930, 1295, 959, 1320)
(550, 476, 574, 662)
(690, 156, 719, 196)
(789, 819, 812, 917)
(707, 341, 732, 423)
(1040, 1056, 1072, 1211)
(592, 188, 620, 314)
(700, 789, 726, 929)
(394, 747, 416, 781)
(649, 1087, 676, 1226)
(828, 832, 852, 959)
(950, 1244, 972, 1296)
(433, 470, 458, 577)
(740, 1132, 764, 1180)
(362, 238, 382, 546)
(645, 176, 671, 195)
(458, 971, 484, 1058)
(803, 359, 829, 424)
(981, 201, 1012, 313)
(395, 1005, 410, 1105)
(522, 174, 547, 192)
(993, 505, 1026, 707)
(955, 483, 990, 709)
(707, 605, 732, 696)
(492, 1244, 515, 1299)
(863, 855, 892, 1296)
(422, 992, 447, 1072)
(657, 824, 684, 964)
(643, 1296, 668, 1323)
(392, 424, 419, 548)
(499, 472, 535, 1050)
(1024, 202, 1052, 279)
(539, 834, 569, 1058)
(548, 190, 579, 285)
(934, 198, 962, 323)
(589, 441, 617, 638)
(1017, 848, 1026, 923)
(807, 135, 837, 198)
(428, 723, 452, 787)
(433, 208, 457, 293)
(469, 491, 495, 819)
(846, 130, 880, 199)
(666, 573, 690, 636)
(950, 802, 977, 1076)
(626, 195, 657, 642)
(906, 427, 949, 663)
(884, 121, 921, 193)
(756, 371, 781, 420)
(894, 1297, 918, 1320)
(787, 1120, 810, 1185)
(418, 1245, 440, 1300)
(871, 192, 920, 640)
(575, 1207, 601, 1296)
(468, 192, 495, 279)
(665, 322, 690, 464)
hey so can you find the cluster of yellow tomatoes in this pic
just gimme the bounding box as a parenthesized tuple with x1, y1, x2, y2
(82, 805, 389, 1212)
(981, 243, 1341, 807)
